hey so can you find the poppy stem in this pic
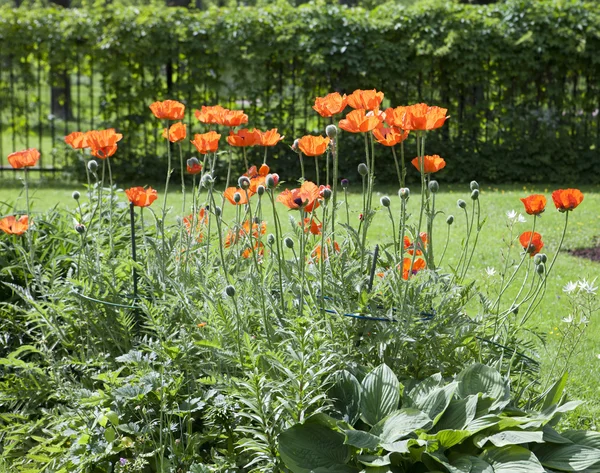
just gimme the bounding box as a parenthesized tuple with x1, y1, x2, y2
(314, 155, 320, 186)
(391, 146, 402, 189)
(344, 187, 350, 226)
(242, 147, 249, 171)
(263, 147, 268, 165)
(437, 220, 451, 268)
(269, 191, 285, 315)
(331, 134, 339, 243)
(400, 140, 406, 189)
(179, 142, 186, 216)
(299, 153, 305, 181)
(409, 133, 426, 279)
(161, 121, 172, 280)
(129, 202, 139, 306)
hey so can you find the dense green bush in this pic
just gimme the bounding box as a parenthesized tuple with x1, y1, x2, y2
(1, 0, 599, 184)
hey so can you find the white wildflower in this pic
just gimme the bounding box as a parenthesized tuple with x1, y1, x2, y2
(563, 281, 578, 293)
(578, 278, 598, 295)
(561, 315, 573, 323)
(506, 210, 517, 220)
(517, 213, 527, 223)
(485, 267, 497, 276)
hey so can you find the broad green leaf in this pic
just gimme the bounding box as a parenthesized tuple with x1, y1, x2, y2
(357, 454, 391, 467)
(542, 425, 573, 444)
(561, 430, 600, 449)
(360, 364, 400, 427)
(534, 444, 600, 471)
(105, 427, 116, 443)
(457, 364, 509, 410)
(466, 415, 501, 432)
(421, 429, 474, 448)
(413, 382, 458, 426)
(541, 372, 568, 411)
(434, 395, 478, 432)
(475, 430, 544, 448)
(480, 445, 545, 473)
(407, 373, 444, 404)
(423, 451, 464, 473)
(451, 456, 494, 473)
(279, 417, 354, 473)
(370, 409, 432, 443)
(344, 429, 380, 450)
(380, 438, 426, 454)
(329, 370, 362, 425)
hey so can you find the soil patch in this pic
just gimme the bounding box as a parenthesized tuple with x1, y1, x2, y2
(569, 247, 600, 262)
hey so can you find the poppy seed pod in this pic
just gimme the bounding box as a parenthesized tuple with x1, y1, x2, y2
(536, 263, 546, 275)
(428, 180, 439, 194)
(326, 124, 337, 139)
(458, 199, 467, 209)
(238, 176, 251, 189)
(225, 285, 236, 297)
(257, 185, 266, 196)
(358, 163, 369, 176)
(267, 233, 275, 246)
(215, 206, 222, 217)
(284, 237, 294, 249)
(446, 215, 454, 225)
(470, 180, 479, 191)
(322, 188, 332, 200)
(72, 191, 80, 201)
(341, 178, 349, 188)
(87, 160, 98, 172)
(75, 223, 85, 234)
(233, 192, 242, 204)
(399, 188, 410, 200)
(471, 189, 480, 200)
(380, 196, 391, 207)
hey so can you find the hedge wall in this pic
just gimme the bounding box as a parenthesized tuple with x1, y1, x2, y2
(0, 0, 599, 184)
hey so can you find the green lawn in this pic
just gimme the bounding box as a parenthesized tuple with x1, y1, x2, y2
(1, 180, 599, 428)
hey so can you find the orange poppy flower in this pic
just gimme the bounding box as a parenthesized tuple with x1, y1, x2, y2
(339, 109, 383, 133)
(402, 257, 427, 280)
(125, 187, 158, 208)
(191, 131, 221, 154)
(7, 148, 40, 169)
(162, 122, 187, 143)
(0, 215, 29, 235)
(85, 129, 123, 159)
(195, 105, 227, 125)
(404, 233, 428, 256)
(403, 103, 448, 131)
(519, 231, 544, 256)
(242, 242, 265, 259)
(227, 128, 261, 147)
(520, 194, 547, 215)
(184, 208, 209, 242)
(300, 217, 322, 235)
(297, 135, 330, 156)
(65, 132, 88, 150)
(218, 110, 248, 128)
(245, 164, 270, 194)
(260, 129, 284, 147)
(411, 155, 446, 174)
(277, 181, 321, 212)
(225, 220, 266, 248)
(372, 126, 409, 146)
(551, 189, 584, 212)
(311, 240, 341, 261)
(313, 92, 348, 117)
(384, 106, 408, 129)
(187, 160, 203, 174)
(223, 187, 249, 205)
(149, 100, 186, 120)
(347, 89, 384, 110)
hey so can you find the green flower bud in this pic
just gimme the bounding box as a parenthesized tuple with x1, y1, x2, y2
(446, 215, 454, 225)
(470, 180, 479, 191)
(458, 199, 467, 209)
(326, 124, 337, 139)
(87, 160, 98, 173)
(284, 237, 294, 249)
(238, 176, 251, 189)
(72, 191, 80, 201)
(380, 196, 391, 207)
(321, 188, 332, 200)
(214, 206, 222, 217)
(533, 254, 543, 265)
(471, 189, 480, 200)
(233, 192, 241, 204)
(257, 185, 265, 196)
(341, 178, 349, 188)
(399, 187, 410, 200)
(358, 163, 369, 176)
(225, 285, 236, 297)
(75, 223, 85, 234)
(536, 263, 546, 275)
(201, 173, 213, 188)
(428, 180, 439, 194)
(540, 253, 547, 263)
(267, 233, 275, 246)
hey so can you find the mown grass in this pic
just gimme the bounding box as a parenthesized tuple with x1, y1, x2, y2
(1, 179, 599, 428)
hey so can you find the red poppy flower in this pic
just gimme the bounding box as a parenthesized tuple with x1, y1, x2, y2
(225, 220, 266, 248)
(311, 239, 341, 261)
(519, 231, 544, 256)
(242, 242, 265, 259)
(403, 103, 448, 131)
(84, 129, 123, 159)
(183, 208, 209, 242)
(411, 155, 446, 174)
(195, 105, 227, 125)
(313, 92, 348, 117)
(300, 217, 322, 235)
(372, 126, 409, 146)
(402, 257, 426, 280)
(260, 129, 284, 147)
(384, 106, 408, 129)
(162, 122, 187, 143)
(277, 181, 321, 212)
(297, 135, 330, 156)
(339, 109, 383, 133)
(0, 215, 29, 235)
(227, 129, 261, 147)
(150, 100, 186, 120)
(7, 148, 40, 169)
(191, 131, 221, 154)
(551, 189, 584, 212)
(404, 233, 428, 256)
(245, 164, 270, 194)
(187, 161, 203, 174)
(65, 132, 89, 150)
(218, 110, 248, 128)
(520, 194, 547, 215)
(125, 187, 158, 207)
(347, 89, 384, 110)
(223, 187, 249, 205)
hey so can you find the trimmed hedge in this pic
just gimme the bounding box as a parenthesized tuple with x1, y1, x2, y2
(1, 0, 600, 184)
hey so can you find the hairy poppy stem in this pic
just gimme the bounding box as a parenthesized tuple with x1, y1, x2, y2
(314, 155, 320, 186)
(129, 202, 139, 305)
(331, 135, 339, 243)
(268, 191, 285, 315)
(161, 121, 172, 280)
(391, 146, 402, 189)
(410, 133, 426, 279)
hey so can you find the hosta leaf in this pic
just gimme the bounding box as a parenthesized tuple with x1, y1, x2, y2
(457, 365, 509, 411)
(450, 456, 494, 473)
(329, 370, 362, 425)
(421, 429, 475, 448)
(434, 395, 478, 432)
(542, 425, 573, 444)
(407, 373, 444, 404)
(380, 438, 426, 454)
(412, 382, 458, 426)
(534, 444, 600, 471)
(360, 364, 400, 427)
(560, 430, 600, 449)
(344, 429, 380, 450)
(480, 445, 545, 473)
(475, 430, 544, 448)
(370, 409, 432, 443)
(541, 372, 568, 411)
(357, 454, 391, 467)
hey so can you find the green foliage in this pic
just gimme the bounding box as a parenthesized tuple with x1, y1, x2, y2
(1, 0, 600, 183)
(279, 363, 600, 473)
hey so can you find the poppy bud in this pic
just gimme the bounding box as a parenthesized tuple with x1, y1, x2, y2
(201, 173, 213, 188)
(399, 188, 410, 200)
(358, 163, 369, 176)
(266, 175, 275, 189)
(470, 180, 479, 191)
(292, 139, 301, 153)
(257, 185, 265, 196)
(253, 216, 261, 224)
(75, 223, 85, 234)
(321, 188, 332, 200)
(88, 160, 98, 172)
(341, 178, 349, 188)
(536, 263, 546, 275)
(284, 237, 294, 249)
(471, 189, 480, 200)
(238, 176, 251, 189)
(187, 157, 199, 167)
(380, 196, 391, 207)
(267, 233, 275, 246)
(215, 206, 222, 217)
(176, 216, 182, 225)
(533, 254, 543, 265)
(458, 199, 467, 209)
(233, 192, 242, 204)
(326, 124, 337, 139)
(428, 180, 439, 194)
(72, 191, 80, 201)
(539, 253, 547, 264)
(225, 285, 236, 297)
(446, 215, 454, 225)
